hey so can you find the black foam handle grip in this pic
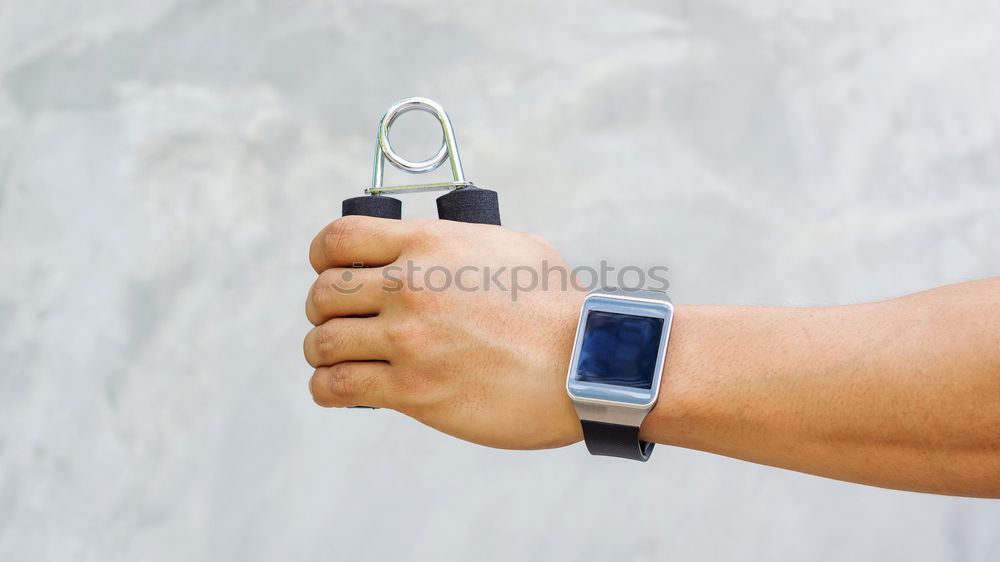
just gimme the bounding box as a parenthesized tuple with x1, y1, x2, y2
(342, 195, 402, 219)
(436, 187, 501, 225)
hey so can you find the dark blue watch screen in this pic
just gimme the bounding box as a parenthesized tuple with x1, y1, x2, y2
(576, 310, 664, 389)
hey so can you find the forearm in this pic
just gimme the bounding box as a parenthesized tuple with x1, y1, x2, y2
(306, 218, 999, 496)
(642, 278, 1000, 497)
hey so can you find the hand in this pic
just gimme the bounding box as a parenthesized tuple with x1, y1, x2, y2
(304, 216, 587, 450)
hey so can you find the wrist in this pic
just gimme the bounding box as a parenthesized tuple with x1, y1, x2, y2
(639, 304, 709, 447)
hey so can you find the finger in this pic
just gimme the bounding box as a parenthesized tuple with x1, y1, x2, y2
(310, 361, 395, 408)
(306, 267, 389, 325)
(309, 215, 414, 273)
(303, 317, 391, 368)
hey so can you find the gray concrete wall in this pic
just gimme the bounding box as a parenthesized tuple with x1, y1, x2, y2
(1, 1, 999, 560)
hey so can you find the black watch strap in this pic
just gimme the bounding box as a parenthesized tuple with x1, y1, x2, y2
(580, 420, 655, 462)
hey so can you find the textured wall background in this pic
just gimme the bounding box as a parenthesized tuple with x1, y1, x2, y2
(2, 0, 999, 560)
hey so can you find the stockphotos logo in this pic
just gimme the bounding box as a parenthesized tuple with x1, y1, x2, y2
(329, 260, 669, 302)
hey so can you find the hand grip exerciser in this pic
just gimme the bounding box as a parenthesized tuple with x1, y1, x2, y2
(341, 97, 501, 225)
(342, 98, 500, 409)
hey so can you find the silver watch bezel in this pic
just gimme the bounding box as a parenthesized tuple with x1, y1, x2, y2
(565, 289, 674, 427)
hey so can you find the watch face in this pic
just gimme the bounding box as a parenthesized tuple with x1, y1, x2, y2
(575, 311, 664, 389)
(566, 293, 672, 407)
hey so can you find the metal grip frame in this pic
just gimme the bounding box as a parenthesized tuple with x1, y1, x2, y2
(367, 97, 473, 196)
(342, 96, 500, 224)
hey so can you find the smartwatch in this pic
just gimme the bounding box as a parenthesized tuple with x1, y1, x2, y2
(565, 288, 674, 462)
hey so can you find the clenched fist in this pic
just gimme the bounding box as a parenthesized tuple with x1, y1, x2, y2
(304, 216, 587, 449)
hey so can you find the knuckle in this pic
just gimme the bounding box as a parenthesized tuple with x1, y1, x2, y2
(312, 270, 337, 308)
(385, 320, 426, 353)
(394, 278, 446, 311)
(311, 364, 355, 407)
(314, 324, 337, 350)
(304, 326, 336, 368)
(325, 216, 360, 260)
(327, 364, 355, 395)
